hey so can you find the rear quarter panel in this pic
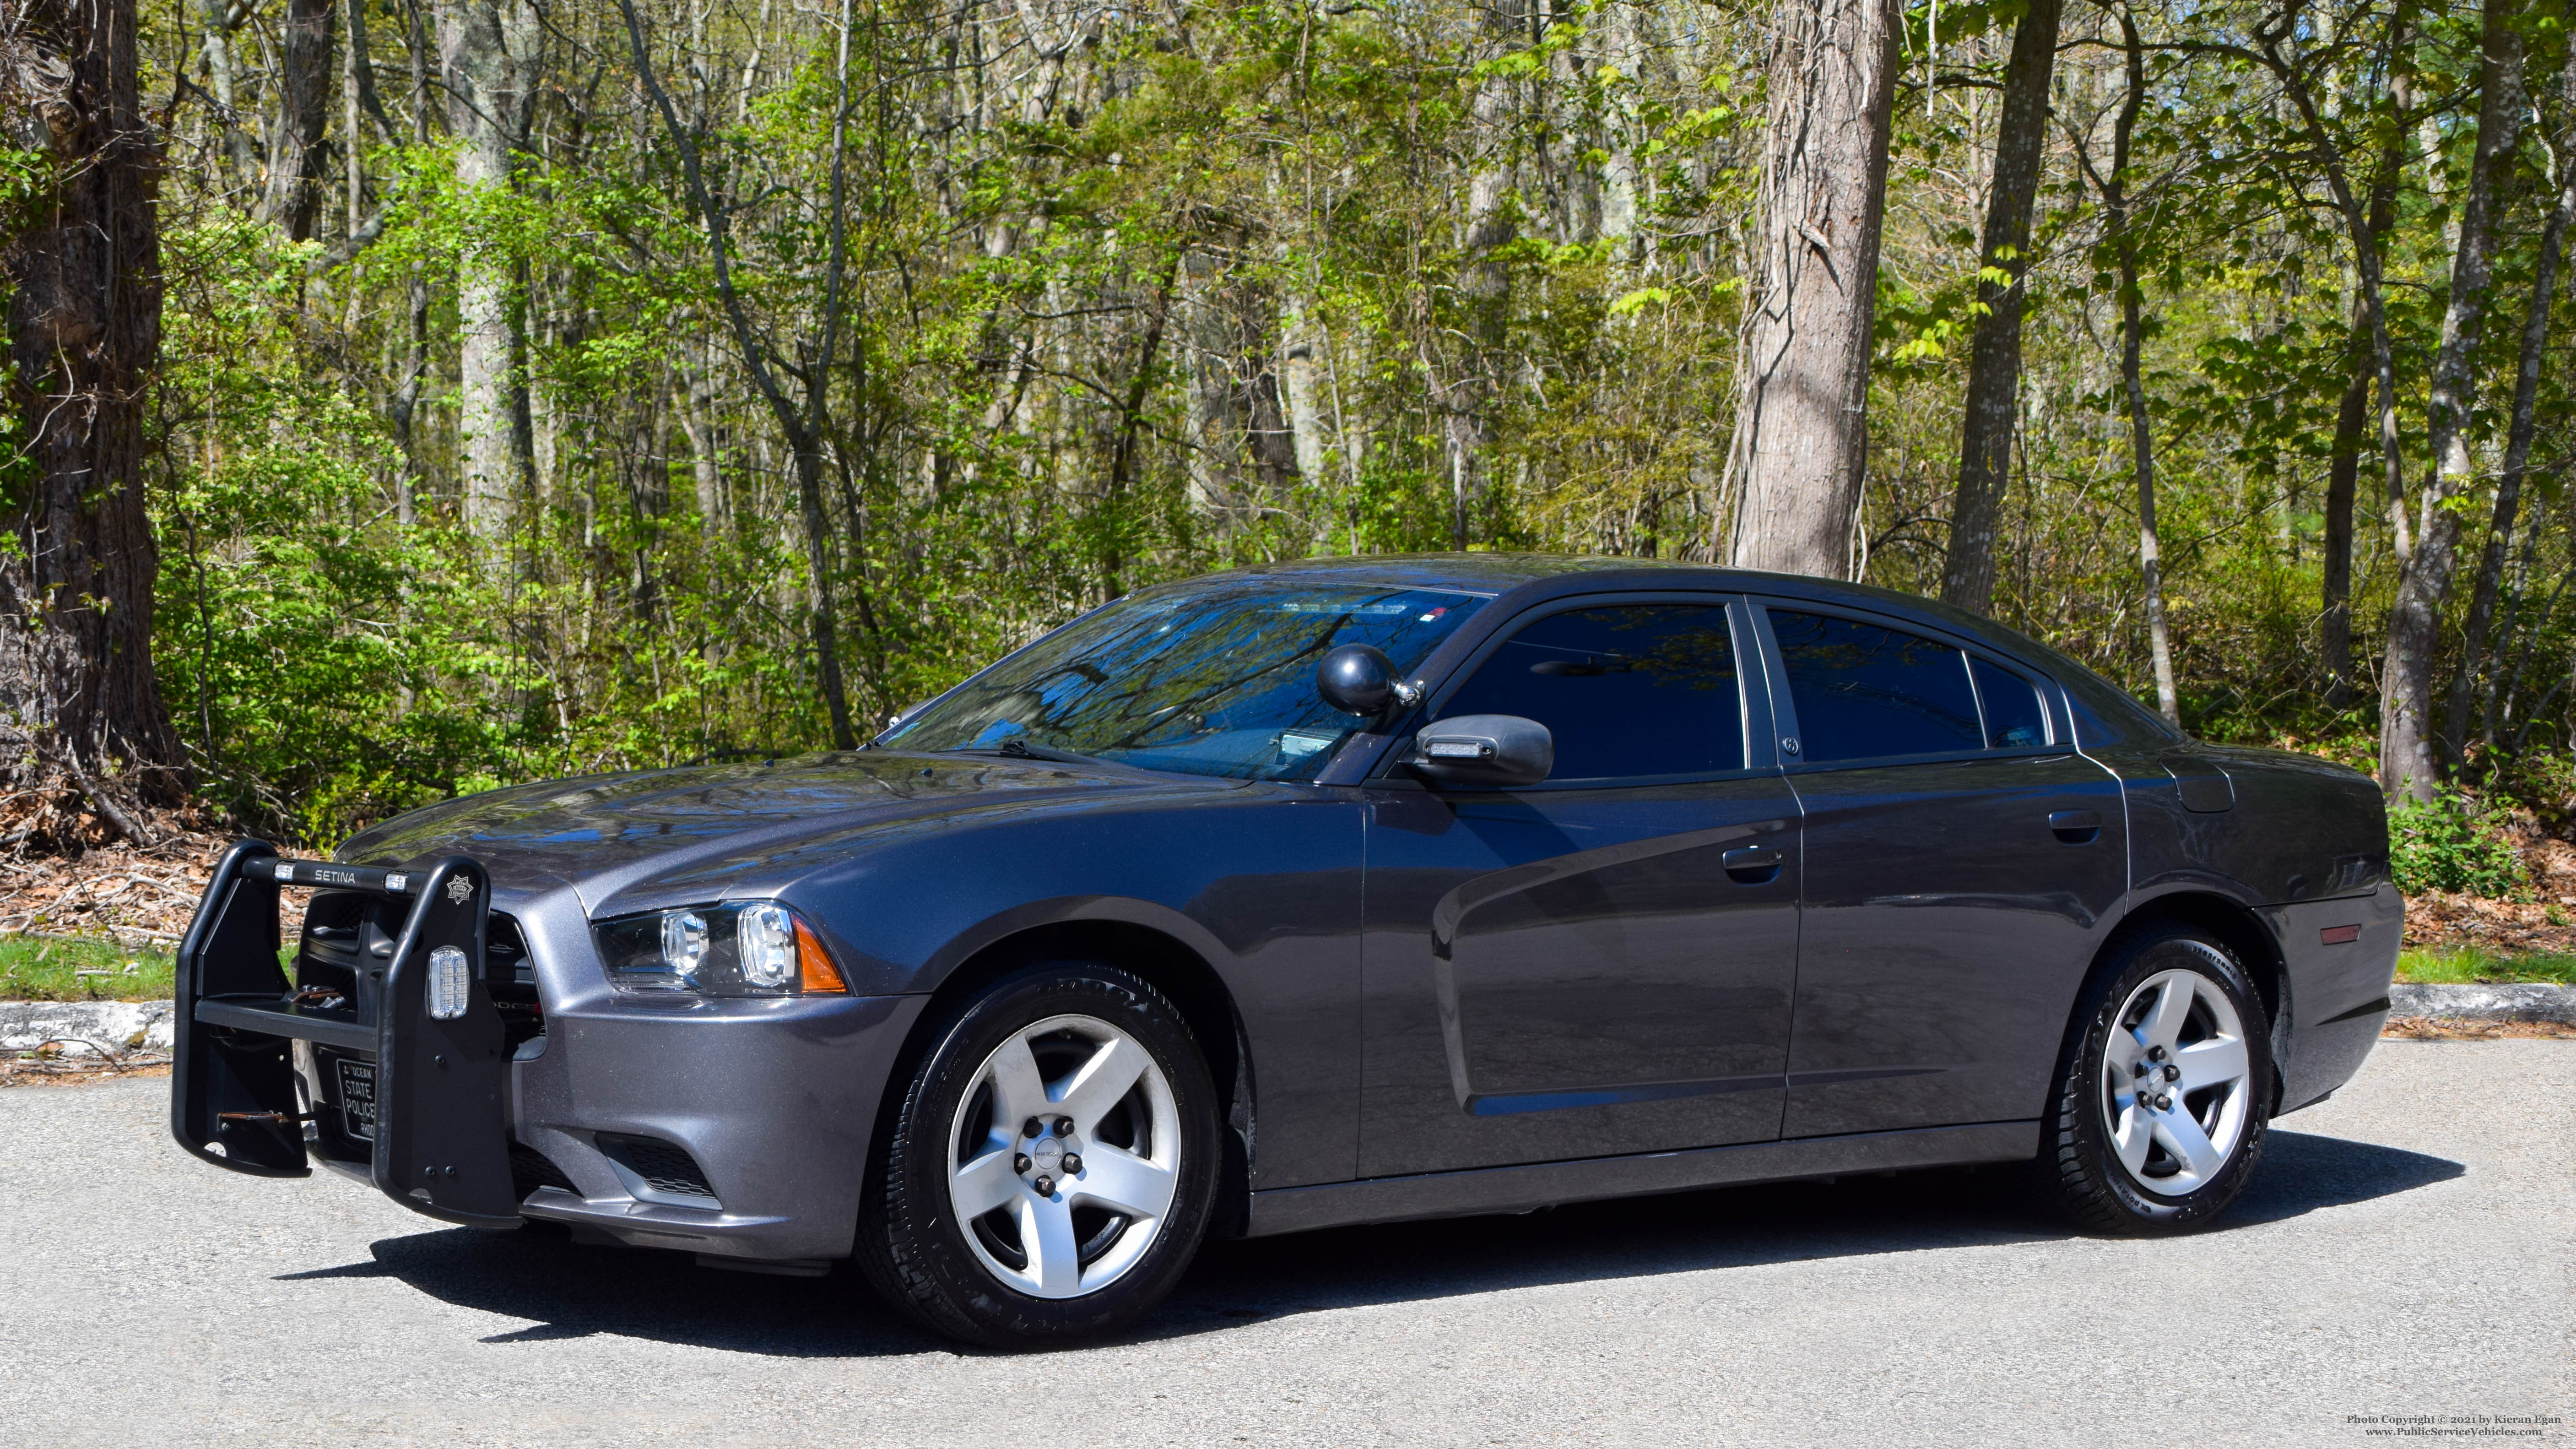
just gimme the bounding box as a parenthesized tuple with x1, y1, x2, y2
(2111, 742, 2397, 1111)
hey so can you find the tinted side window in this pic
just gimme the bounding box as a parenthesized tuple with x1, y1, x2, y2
(1769, 610, 1981, 763)
(1439, 604, 1744, 780)
(1971, 657, 2050, 748)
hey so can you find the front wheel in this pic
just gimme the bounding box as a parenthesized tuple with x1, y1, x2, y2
(2035, 926, 2272, 1234)
(855, 962, 1220, 1347)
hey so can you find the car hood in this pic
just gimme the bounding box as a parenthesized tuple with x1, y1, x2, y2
(338, 749, 1238, 910)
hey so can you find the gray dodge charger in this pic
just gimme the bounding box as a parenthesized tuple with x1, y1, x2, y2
(173, 554, 2401, 1347)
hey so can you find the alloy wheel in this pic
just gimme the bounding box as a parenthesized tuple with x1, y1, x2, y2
(2098, 967, 2254, 1197)
(946, 1012, 1183, 1298)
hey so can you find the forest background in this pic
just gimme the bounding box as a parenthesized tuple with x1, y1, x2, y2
(3, 0, 2575, 894)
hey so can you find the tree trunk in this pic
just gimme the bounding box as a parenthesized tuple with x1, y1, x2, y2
(2321, 128, 2404, 709)
(0, 0, 187, 830)
(264, 0, 337, 241)
(2454, 40, 2576, 759)
(2319, 327, 2365, 707)
(616, 0, 857, 747)
(2378, 0, 2525, 800)
(2102, 12, 2175, 722)
(441, 0, 542, 548)
(681, 350, 725, 536)
(1938, 0, 2063, 616)
(1437, 0, 1526, 551)
(1729, 0, 1902, 578)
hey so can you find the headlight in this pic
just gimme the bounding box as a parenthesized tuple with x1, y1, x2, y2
(594, 902, 848, 997)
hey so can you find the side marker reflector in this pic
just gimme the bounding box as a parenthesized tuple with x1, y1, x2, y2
(2319, 924, 2361, 945)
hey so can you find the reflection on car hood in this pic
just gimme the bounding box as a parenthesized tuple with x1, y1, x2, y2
(338, 750, 1223, 906)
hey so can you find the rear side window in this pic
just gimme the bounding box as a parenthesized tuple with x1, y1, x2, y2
(1438, 603, 1744, 780)
(1769, 610, 1981, 763)
(1970, 657, 2051, 748)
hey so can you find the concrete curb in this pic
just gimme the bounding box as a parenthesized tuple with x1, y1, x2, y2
(2, 1000, 176, 1056)
(2387, 982, 2576, 1025)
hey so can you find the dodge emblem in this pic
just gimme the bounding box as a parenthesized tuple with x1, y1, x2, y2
(446, 877, 472, 905)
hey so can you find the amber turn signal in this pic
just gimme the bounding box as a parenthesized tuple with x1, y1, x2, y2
(795, 916, 848, 993)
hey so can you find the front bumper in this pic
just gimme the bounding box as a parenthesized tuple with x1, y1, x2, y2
(504, 990, 925, 1261)
(173, 841, 925, 1261)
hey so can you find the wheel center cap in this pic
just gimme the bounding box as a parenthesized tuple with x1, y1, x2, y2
(1032, 1140, 1064, 1175)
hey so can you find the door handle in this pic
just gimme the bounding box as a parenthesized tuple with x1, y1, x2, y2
(2049, 809, 2102, 844)
(1721, 846, 1784, 882)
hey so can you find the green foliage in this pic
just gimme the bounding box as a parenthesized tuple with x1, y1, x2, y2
(105, 0, 2576, 875)
(2389, 789, 2530, 900)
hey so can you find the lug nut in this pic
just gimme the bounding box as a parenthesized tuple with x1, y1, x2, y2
(1033, 1175, 1055, 1195)
(1062, 1153, 1082, 1174)
(1055, 1116, 1075, 1137)
(1014, 1154, 1032, 1173)
(2147, 1045, 2167, 1062)
(2133, 1062, 2151, 1077)
(2163, 1064, 2181, 1083)
(2155, 1094, 2173, 1111)
(1023, 1118, 1042, 1139)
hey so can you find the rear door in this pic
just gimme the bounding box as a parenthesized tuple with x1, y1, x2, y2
(1359, 595, 1802, 1177)
(1754, 603, 2127, 1140)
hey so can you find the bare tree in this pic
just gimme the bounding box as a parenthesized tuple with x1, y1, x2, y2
(2319, 100, 2407, 710)
(2378, 0, 2525, 800)
(2072, 7, 2177, 722)
(442, 0, 544, 545)
(1729, 0, 1903, 577)
(1939, 0, 2065, 616)
(616, 0, 859, 746)
(2449, 38, 2576, 760)
(0, 0, 186, 836)
(263, 0, 338, 240)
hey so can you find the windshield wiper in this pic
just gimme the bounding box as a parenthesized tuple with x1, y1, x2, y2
(946, 738, 1115, 769)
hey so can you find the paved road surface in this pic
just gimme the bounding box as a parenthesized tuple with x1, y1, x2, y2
(3, 1040, 2567, 1447)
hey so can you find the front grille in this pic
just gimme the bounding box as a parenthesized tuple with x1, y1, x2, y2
(509, 1140, 579, 1199)
(595, 1132, 717, 1202)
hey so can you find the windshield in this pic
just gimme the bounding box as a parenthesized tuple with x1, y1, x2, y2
(880, 580, 1489, 781)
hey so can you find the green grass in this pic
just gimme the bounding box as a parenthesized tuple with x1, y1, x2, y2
(2394, 947, 2576, 986)
(11, 935, 2560, 999)
(0, 935, 179, 1001)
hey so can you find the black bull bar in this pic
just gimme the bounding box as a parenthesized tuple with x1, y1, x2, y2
(171, 840, 521, 1228)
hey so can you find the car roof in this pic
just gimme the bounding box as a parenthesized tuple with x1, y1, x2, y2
(1197, 552, 2179, 745)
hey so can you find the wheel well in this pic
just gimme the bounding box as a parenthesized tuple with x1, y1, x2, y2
(2111, 891, 2287, 1042)
(905, 920, 1255, 1237)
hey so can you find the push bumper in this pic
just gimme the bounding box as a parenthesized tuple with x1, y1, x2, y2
(172, 841, 520, 1226)
(173, 839, 927, 1260)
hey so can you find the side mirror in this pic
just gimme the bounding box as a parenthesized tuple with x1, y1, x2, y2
(1412, 714, 1552, 788)
(1317, 643, 1418, 716)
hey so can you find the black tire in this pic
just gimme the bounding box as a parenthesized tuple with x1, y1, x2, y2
(855, 961, 1220, 1348)
(2034, 925, 2273, 1235)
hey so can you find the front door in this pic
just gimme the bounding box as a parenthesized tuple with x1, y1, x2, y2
(1755, 604, 2128, 1140)
(1359, 597, 1802, 1178)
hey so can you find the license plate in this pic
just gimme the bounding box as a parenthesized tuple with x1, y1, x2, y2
(336, 1058, 377, 1141)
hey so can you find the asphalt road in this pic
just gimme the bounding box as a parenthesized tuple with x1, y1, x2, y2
(3, 1042, 2567, 1448)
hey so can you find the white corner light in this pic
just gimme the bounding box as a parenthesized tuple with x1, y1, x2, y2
(426, 945, 471, 1020)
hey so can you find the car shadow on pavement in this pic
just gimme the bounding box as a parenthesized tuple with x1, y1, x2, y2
(283, 1128, 2459, 1355)
(1150, 1129, 2464, 1338)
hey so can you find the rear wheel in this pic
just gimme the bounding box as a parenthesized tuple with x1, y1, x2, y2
(856, 962, 1218, 1347)
(2035, 926, 2271, 1234)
